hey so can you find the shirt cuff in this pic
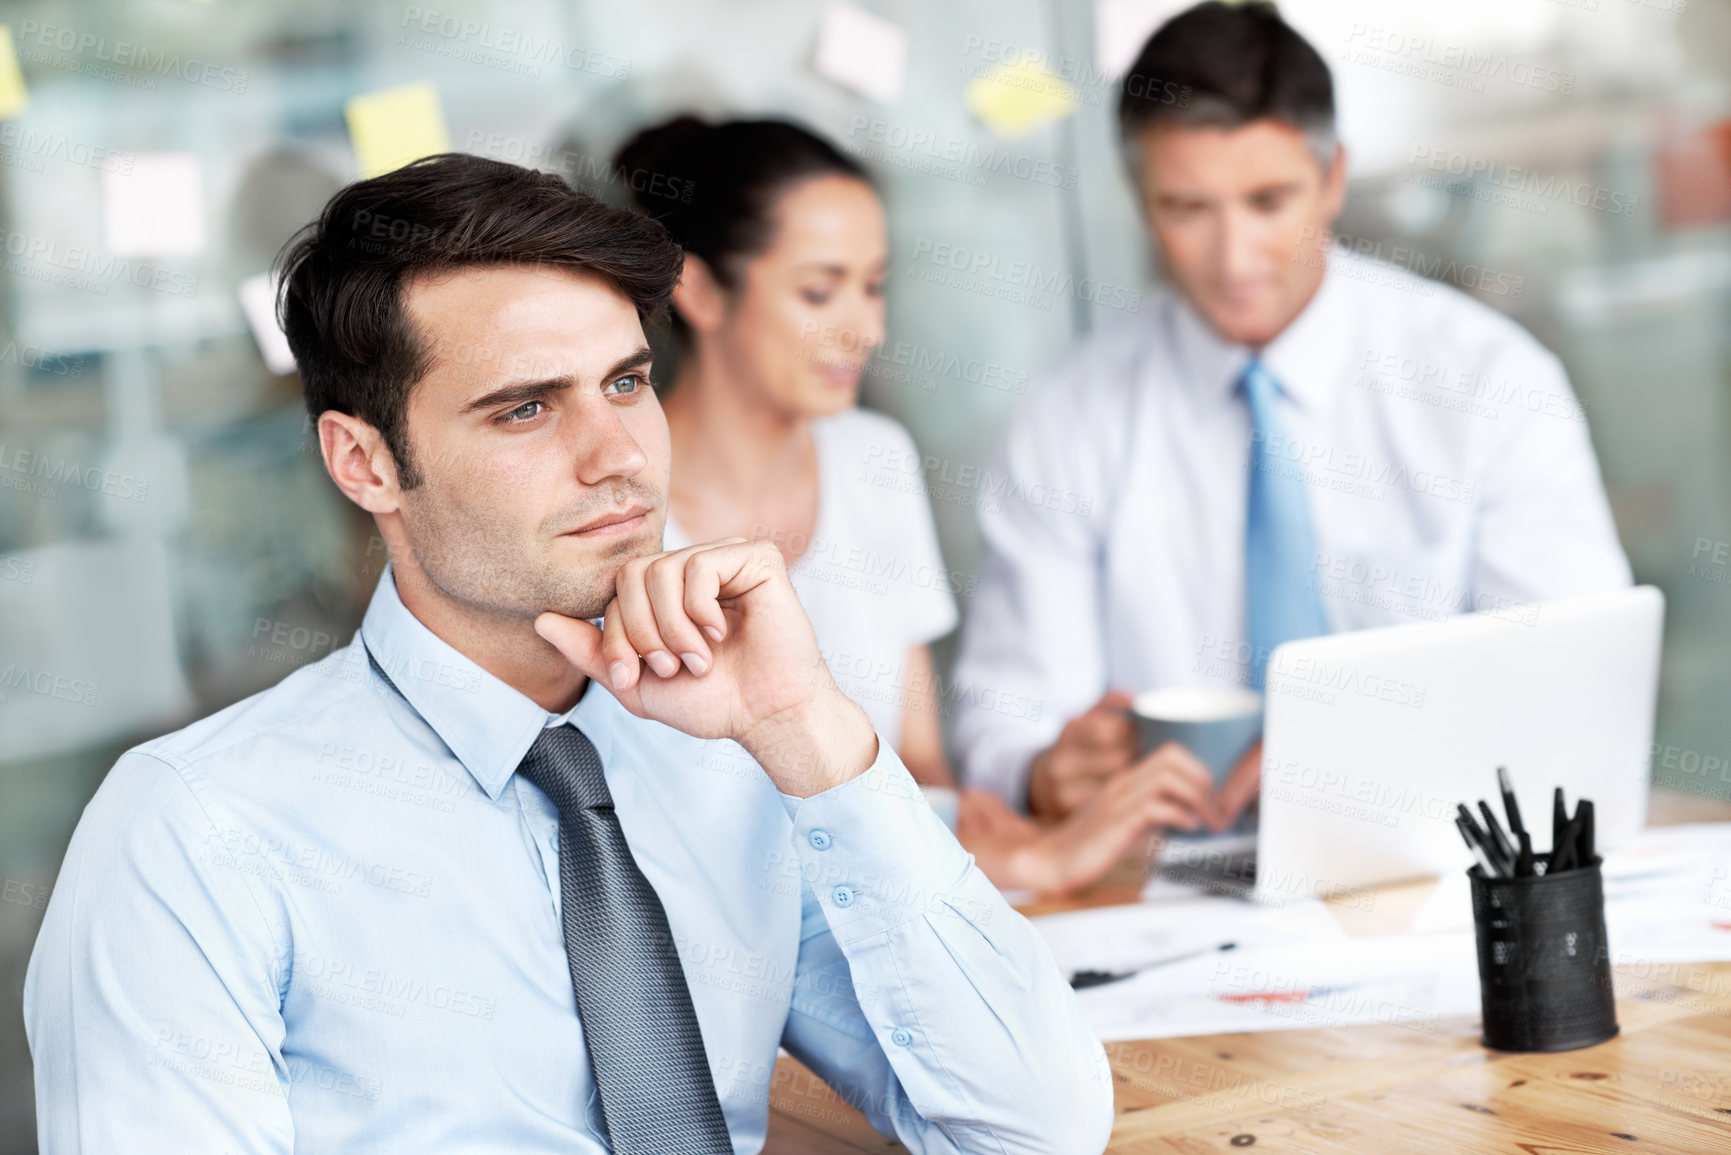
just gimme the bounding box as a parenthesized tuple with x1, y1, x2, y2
(779, 743, 979, 945)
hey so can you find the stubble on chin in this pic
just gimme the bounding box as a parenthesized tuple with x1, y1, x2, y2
(402, 473, 668, 623)
(532, 529, 661, 620)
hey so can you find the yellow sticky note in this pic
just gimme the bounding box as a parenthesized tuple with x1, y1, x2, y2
(345, 82, 450, 178)
(964, 59, 1079, 140)
(0, 27, 30, 120)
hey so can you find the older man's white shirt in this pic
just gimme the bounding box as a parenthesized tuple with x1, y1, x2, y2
(954, 247, 1631, 806)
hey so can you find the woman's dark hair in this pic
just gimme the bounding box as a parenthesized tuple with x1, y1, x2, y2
(1118, 1, 1335, 166)
(277, 152, 683, 488)
(612, 116, 871, 322)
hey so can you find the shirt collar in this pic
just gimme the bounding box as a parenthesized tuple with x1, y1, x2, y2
(358, 564, 616, 802)
(1162, 249, 1357, 412)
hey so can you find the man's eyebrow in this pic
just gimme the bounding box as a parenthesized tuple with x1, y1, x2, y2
(460, 347, 654, 415)
(1247, 180, 1303, 198)
(600, 346, 655, 382)
(461, 377, 570, 415)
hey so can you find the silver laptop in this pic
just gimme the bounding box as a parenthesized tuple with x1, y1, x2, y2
(1155, 586, 1664, 905)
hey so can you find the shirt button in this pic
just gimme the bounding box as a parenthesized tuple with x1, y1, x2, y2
(808, 829, 832, 851)
(831, 885, 855, 908)
(891, 1028, 913, 1047)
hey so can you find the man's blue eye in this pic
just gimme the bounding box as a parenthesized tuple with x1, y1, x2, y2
(508, 400, 543, 421)
(609, 374, 643, 395)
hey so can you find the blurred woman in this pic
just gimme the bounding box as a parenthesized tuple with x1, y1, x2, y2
(613, 116, 1216, 895)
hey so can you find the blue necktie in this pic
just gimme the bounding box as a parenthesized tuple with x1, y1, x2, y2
(1242, 360, 1330, 689)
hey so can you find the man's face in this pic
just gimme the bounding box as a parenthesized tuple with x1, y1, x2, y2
(1133, 118, 1346, 347)
(392, 263, 670, 622)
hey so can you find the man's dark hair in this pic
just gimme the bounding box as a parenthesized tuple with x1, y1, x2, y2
(277, 152, 684, 488)
(1118, 1, 1335, 165)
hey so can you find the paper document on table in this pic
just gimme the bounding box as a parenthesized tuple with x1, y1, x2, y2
(1066, 929, 1481, 1042)
(1031, 893, 1344, 981)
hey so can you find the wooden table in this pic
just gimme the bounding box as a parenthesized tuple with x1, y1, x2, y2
(763, 790, 1731, 1153)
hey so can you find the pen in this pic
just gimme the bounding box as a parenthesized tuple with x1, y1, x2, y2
(1577, 798, 1595, 866)
(1459, 805, 1509, 877)
(1456, 815, 1501, 878)
(1551, 787, 1567, 861)
(1457, 804, 1497, 869)
(1547, 812, 1582, 875)
(1070, 942, 1237, 990)
(1498, 766, 1526, 840)
(1515, 830, 1534, 878)
(1478, 800, 1517, 873)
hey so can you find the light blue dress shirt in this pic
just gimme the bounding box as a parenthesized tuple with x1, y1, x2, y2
(24, 567, 1112, 1153)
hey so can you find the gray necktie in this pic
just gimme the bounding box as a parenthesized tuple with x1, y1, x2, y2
(516, 723, 734, 1153)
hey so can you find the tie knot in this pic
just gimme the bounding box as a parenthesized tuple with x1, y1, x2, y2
(516, 724, 613, 816)
(1239, 359, 1278, 399)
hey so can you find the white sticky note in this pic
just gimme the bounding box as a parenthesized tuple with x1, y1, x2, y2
(345, 81, 451, 179)
(1093, 0, 1188, 81)
(813, 1, 908, 105)
(102, 153, 206, 258)
(238, 271, 296, 375)
(0, 26, 30, 119)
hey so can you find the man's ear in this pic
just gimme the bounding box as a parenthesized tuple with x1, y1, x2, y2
(1320, 142, 1348, 222)
(318, 410, 402, 514)
(670, 253, 728, 336)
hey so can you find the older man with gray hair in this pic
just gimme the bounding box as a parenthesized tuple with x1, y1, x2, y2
(954, 1, 1630, 827)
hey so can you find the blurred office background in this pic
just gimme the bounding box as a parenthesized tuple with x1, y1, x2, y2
(0, 0, 1727, 1144)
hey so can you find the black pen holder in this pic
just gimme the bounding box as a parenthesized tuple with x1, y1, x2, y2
(1468, 859, 1618, 1052)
